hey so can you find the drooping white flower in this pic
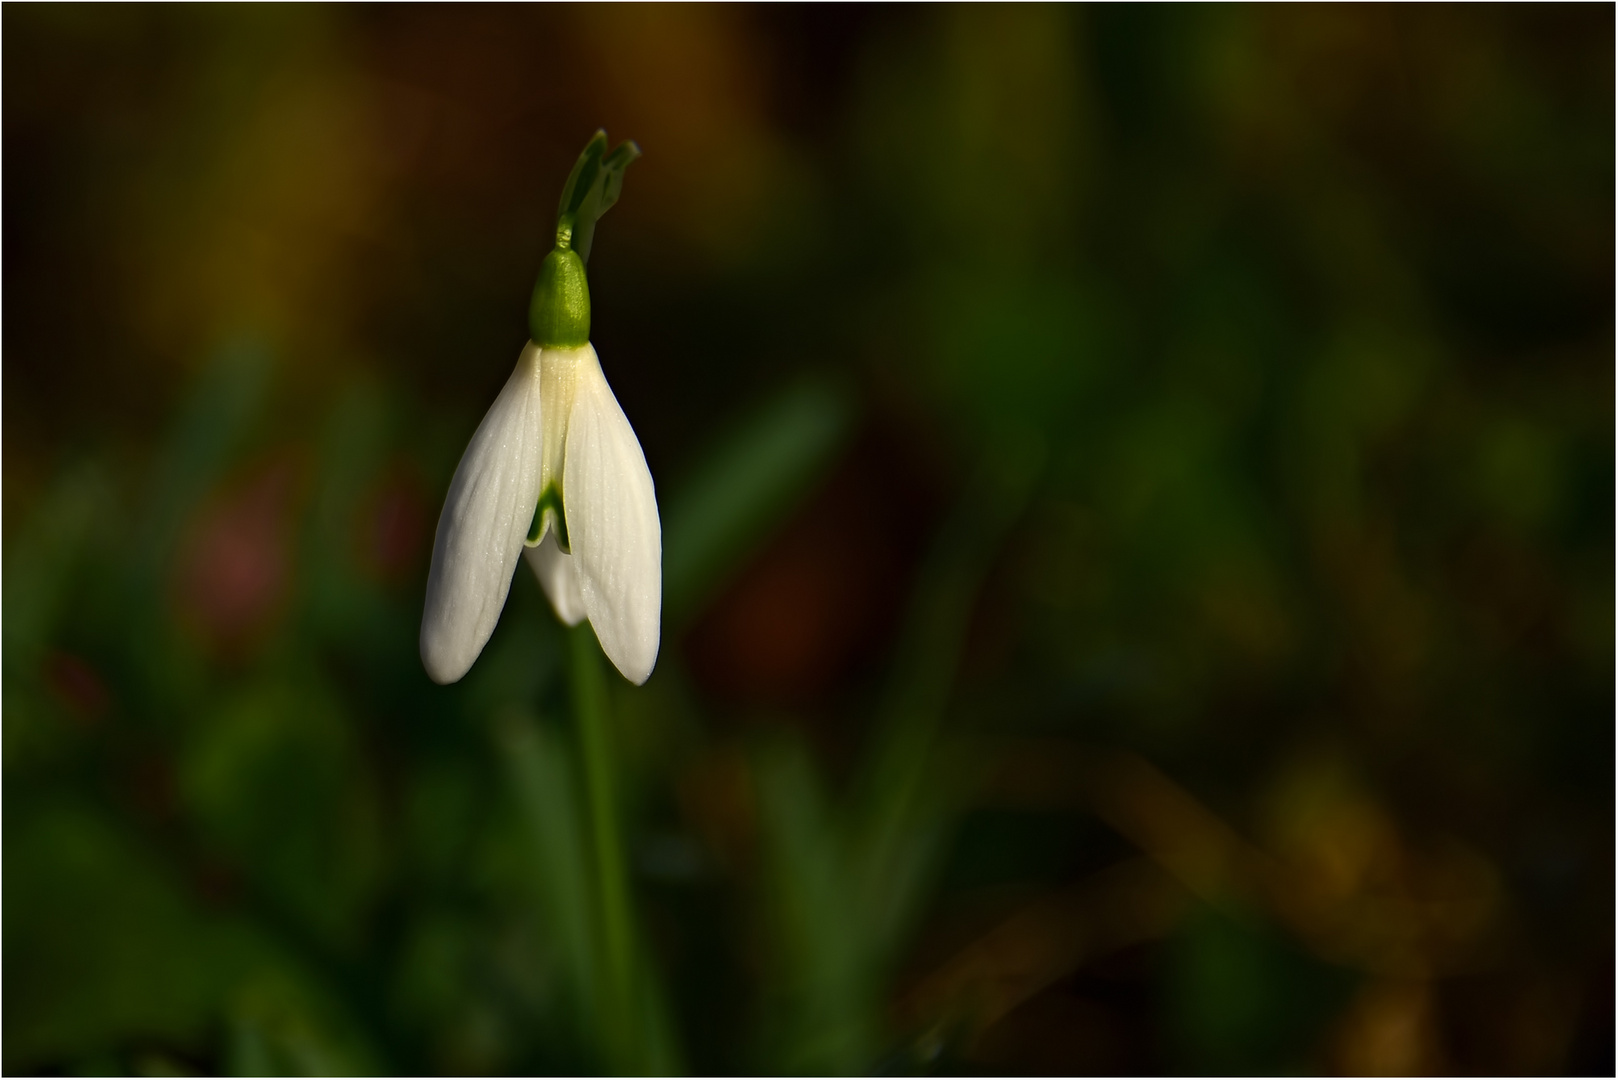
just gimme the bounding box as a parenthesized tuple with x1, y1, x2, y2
(420, 133, 659, 686)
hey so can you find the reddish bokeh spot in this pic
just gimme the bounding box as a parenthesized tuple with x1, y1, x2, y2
(355, 460, 431, 583)
(677, 744, 758, 873)
(42, 650, 111, 724)
(175, 458, 300, 654)
(192, 857, 243, 910)
(125, 752, 178, 822)
(682, 423, 942, 712)
(690, 509, 861, 701)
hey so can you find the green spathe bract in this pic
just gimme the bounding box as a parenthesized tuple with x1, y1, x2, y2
(529, 246, 590, 348)
(556, 131, 642, 264)
(528, 130, 641, 347)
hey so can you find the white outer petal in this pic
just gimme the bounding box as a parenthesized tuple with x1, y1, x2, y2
(420, 343, 544, 684)
(562, 343, 661, 684)
(524, 530, 587, 627)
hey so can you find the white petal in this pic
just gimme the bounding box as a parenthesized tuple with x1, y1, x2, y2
(523, 530, 587, 627)
(561, 344, 661, 684)
(420, 343, 544, 684)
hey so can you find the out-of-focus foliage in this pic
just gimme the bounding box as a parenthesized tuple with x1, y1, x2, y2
(4, 5, 1611, 1075)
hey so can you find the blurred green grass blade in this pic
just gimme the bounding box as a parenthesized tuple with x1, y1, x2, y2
(226, 972, 382, 1077)
(631, 961, 686, 1077)
(494, 710, 598, 1017)
(662, 376, 854, 626)
(5, 798, 241, 1065)
(5, 798, 381, 1076)
(874, 430, 1045, 734)
(752, 738, 876, 1074)
(176, 676, 385, 948)
(852, 431, 1046, 950)
(499, 646, 681, 1074)
(748, 437, 1044, 1072)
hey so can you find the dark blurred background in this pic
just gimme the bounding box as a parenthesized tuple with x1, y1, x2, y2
(4, 5, 1613, 1075)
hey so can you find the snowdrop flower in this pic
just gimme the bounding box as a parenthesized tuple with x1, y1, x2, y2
(421, 133, 659, 686)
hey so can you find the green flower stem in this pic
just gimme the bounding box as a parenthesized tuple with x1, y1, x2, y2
(570, 623, 635, 1066)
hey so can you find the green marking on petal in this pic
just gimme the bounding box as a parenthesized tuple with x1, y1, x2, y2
(526, 486, 570, 553)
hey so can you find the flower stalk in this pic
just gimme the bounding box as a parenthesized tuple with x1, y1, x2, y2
(570, 623, 636, 1064)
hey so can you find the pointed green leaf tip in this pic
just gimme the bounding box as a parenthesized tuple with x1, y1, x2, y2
(530, 130, 641, 347)
(555, 129, 642, 265)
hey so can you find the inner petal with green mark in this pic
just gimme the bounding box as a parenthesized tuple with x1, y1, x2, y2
(526, 485, 569, 552)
